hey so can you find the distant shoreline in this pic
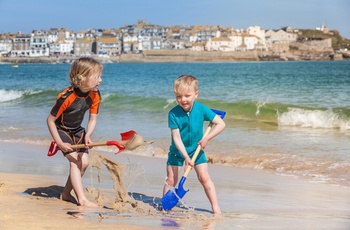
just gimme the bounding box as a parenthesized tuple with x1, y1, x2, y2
(1, 50, 348, 64)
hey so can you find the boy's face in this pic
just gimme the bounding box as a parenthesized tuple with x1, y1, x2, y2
(175, 86, 198, 112)
(80, 73, 102, 92)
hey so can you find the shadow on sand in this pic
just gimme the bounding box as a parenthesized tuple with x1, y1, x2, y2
(23, 186, 213, 227)
(129, 191, 212, 214)
(23, 186, 212, 215)
(24, 185, 63, 199)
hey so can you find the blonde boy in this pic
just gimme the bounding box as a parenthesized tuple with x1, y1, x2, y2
(47, 57, 103, 207)
(163, 74, 225, 214)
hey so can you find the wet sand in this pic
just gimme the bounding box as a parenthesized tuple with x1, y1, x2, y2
(1, 141, 350, 229)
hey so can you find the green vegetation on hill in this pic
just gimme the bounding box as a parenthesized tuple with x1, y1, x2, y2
(299, 29, 350, 50)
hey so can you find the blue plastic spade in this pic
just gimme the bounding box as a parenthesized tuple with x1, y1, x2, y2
(162, 109, 226, 211)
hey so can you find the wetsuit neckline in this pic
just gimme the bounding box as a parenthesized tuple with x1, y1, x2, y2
(74, 87, 90, 97)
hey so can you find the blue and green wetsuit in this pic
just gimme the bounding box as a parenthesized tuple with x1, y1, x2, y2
(167, 101, 216, 166)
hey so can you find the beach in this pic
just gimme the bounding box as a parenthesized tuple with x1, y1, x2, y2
(1, 142, 350, 230)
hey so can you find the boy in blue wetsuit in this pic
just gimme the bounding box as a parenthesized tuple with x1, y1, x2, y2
(163, 74, 226, 214)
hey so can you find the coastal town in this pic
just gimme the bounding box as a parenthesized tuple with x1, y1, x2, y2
(0, 19, 349, 63)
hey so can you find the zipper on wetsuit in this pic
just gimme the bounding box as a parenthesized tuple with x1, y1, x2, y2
(187, 111, 191, 145)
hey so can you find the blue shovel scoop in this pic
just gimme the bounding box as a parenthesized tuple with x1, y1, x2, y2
(162, 109, 226, 211)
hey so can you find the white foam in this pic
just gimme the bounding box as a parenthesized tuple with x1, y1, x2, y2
(278, 108, 350, 130)
(0, 89, 24, 102)
(255, 97, 272, 116)
(163, 98, 176, 109)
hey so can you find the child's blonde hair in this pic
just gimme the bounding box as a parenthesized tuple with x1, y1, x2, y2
(173, 75, 198, 94)
(69, 57, 103, 88)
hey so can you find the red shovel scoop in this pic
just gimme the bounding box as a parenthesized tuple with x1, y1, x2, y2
(47, 130, 143, 156)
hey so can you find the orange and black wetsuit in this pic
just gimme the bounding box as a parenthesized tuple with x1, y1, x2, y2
(50, 86, 101, 154)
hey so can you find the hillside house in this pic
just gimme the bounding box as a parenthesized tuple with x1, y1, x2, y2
(49, 38, 72, 56)
(30, 35, 49, 57)
(265, 29, 298, 50)
(0, 34, 12, 55)
(191, 42, 206, 51)
(93, 37, 121, 56)
(74, 38, 93, 56)
(206, 37, 234, 51)
(11, 34, 31, 57)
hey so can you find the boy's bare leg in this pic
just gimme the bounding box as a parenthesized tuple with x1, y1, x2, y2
(61, 177, 77, 204)
(195, 163, 222, 214)
(163, 165, 181, 195)
(162, 165, 182, 213)
(65, 152, 98, 207)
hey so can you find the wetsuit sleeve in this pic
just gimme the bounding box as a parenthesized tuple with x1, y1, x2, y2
(201, 103, 216, 122)
(168, 111, 179, 129)
(89, 90, 101, 114)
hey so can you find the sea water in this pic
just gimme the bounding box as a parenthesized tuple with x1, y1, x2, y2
(1, 60, 350, 186)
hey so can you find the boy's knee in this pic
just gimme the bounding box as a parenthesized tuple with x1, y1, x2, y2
(166, 177, 176, 187)
(198, 175, 210, 184)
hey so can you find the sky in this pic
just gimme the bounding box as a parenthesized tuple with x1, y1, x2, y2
(1, 0, 349, 39)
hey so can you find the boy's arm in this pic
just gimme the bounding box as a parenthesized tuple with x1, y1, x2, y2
(199, 115, 226, 149)
(171, 128, 194, 167)
(85, 113, 97, 145)
(47, 114, 73, 153)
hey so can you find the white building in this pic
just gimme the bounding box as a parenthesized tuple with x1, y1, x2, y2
(243, 35, 259, 50)
(76, 30, 86, 39)
(47, 30, 58, 43)
(49, 38, 73, 56)
(137, 34, 151, 51)
(265, 29, 298, 48)
(0, 36, 12, 55)
(246, 26, 268, 51)
(205, 37, 234, 51)
(30, 35, 49, 57)
(191, 42, 205, 51)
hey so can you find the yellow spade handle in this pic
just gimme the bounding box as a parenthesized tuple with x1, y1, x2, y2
(71, 142, 109, 148)
(183, 123, 214, 178)
(70, 140, 128, 148)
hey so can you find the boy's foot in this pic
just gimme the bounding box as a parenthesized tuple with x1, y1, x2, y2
(61, 193, 77, 204)
(212, 206, 221, 215)
(78, 199, 99, 208)
(161, 208, 168, 214)
(213, 212, 223, 219)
